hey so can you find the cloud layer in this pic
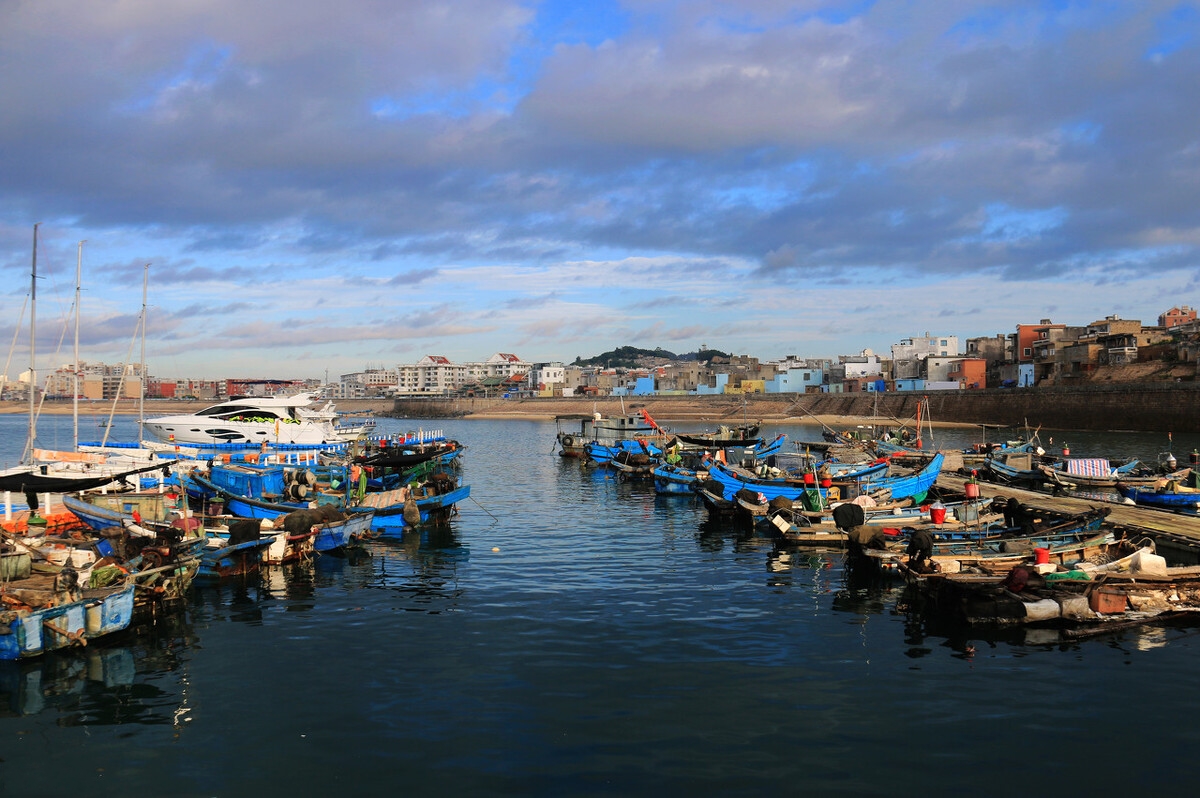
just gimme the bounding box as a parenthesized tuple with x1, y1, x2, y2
(1, 1, 1197, 378)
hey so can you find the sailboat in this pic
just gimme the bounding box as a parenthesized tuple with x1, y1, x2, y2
(0, 229, 168, 497)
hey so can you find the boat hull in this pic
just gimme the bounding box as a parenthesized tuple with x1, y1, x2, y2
(0, 584, 136, 660)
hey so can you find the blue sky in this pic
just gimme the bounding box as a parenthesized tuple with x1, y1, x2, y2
(2, 0, 1199, 380)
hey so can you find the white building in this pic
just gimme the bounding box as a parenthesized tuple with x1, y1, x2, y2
(338, 368, 398, 397)
(891, 334, 960, 361)
(841, 350, 884, 379)
(392, 353, 532, 395)
(529, 362, 566, 394)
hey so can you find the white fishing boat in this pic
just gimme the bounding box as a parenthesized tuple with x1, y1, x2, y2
(142, 393, 372, 445)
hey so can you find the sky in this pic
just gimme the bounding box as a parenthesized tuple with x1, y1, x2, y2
(2, 1, 1200, 381)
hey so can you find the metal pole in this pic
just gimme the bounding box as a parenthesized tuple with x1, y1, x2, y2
(26, 224, 38, 463)
(73, 240, 84, 449)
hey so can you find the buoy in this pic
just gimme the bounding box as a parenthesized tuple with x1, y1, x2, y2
(491, 547, 500, 553)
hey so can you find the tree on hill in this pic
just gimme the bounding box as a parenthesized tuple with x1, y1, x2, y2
(571, 345, 729, 368)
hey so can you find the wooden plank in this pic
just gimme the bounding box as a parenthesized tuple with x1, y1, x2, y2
(939, 474, 1200, 544)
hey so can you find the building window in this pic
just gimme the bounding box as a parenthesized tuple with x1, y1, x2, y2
(1023, 347, 1032, 357)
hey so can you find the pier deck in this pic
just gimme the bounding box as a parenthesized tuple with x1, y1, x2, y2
(938, 473, 1200, 561)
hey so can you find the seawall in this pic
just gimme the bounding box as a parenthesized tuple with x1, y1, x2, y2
(390, 384, 1200, 433)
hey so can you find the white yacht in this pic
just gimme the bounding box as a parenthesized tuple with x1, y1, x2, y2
(142, 393, 374, 445)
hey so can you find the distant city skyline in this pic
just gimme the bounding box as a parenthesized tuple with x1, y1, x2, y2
(3, 3, 1199, 380)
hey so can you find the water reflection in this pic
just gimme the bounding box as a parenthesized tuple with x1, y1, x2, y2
(895, 581, 1200, 660)
(0, 612, 197, 725)
(368, 528, 467, 611)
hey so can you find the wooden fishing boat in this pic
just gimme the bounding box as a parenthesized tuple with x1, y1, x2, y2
(675, 423, 762, 448)
(983, 448, 1055, 487)
(608, 450, 656, 479)
(196, 536, 280, 582)
(349, 484, 468, 534)
(51, 494, 204, 608)
(899, 545, 1200, 629)
(0, 575, 136, 660)
(1040, 459, 1188, 489)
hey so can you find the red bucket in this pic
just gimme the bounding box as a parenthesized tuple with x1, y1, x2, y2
(820, 478, 832, 488)
(964, 482, 980, 499)
(1035, 547, 1050, 565)
(803, 473, 815, 485)
(930, 507, 947, 525)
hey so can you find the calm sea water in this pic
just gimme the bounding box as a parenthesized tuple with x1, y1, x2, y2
(1, 414, 1200, 797)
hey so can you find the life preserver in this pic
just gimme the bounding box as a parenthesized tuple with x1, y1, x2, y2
(562, 436, 575, 447)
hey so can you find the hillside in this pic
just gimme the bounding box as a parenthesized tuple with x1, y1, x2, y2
(1078, 361, 1196, 383)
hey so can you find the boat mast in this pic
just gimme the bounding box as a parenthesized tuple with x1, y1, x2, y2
(139, 263, 147, 442)
(25, 223, 38, 464)
(73, 239, 84, 449)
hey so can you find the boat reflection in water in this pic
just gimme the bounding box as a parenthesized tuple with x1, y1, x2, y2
(0, 613, 197, 724)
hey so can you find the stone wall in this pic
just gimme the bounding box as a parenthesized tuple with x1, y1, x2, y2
(390, 384, 1200, 432)
(793, 384, 1200, 432)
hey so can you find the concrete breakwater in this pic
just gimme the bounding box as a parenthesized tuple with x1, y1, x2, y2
(392, 383, 1200, 433)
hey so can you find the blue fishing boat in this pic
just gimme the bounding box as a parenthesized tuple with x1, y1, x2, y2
(348, 484, 471, 535)
(189, 471, 465, 536)
(652, 463, 701, 495)
(187, 473, 377, 549)
(1116, 482, 1200, 511)
(708, 458, 899, 501)
(752, 433, 788, 460)
(584, 439, 662, 465)
(708, 452, 944, 505)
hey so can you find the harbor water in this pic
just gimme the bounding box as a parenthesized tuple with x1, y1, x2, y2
(2, 414, 1200, 796)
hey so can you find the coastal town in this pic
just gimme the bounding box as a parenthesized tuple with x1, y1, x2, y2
(8, 305, 1198, 406)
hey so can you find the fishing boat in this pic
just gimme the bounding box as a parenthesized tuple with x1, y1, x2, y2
(555, 409, 663, 457)
(1115, 480, 1200, 511)
(652, 463, 703, 495)
(584, 439, 661, 465)
(1040, 458, 1188, 489)
(196, 535, 280, 582)
(349, 482, 469, 534)
(707, 453, 943, 505)
(899, 542, 1200, 630)
(675, 423, 761, 448)
(143, 393, 372, 445)
(48, 493, 204, 606)
(184, 473, 376, 546)
(983, 447, 1054, 487)
(0, 574, 137, 660)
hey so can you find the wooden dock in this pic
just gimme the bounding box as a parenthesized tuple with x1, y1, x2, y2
(938, 472, 1200, 562)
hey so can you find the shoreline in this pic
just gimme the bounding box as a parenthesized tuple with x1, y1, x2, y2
(0, 399, 978, 431)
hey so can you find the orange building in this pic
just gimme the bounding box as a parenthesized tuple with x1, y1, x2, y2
(948, 358, 987, 389)
(1015, 319, 1065, 363)
(1159, 306, 1196, 328)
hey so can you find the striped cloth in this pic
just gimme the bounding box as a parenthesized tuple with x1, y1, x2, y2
(1065, 458, 1110, 477)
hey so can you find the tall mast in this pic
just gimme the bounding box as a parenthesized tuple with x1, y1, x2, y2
(73, 240, 84, 449)
(26, 224, 38, 464)
(139, 263, 148, 441)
